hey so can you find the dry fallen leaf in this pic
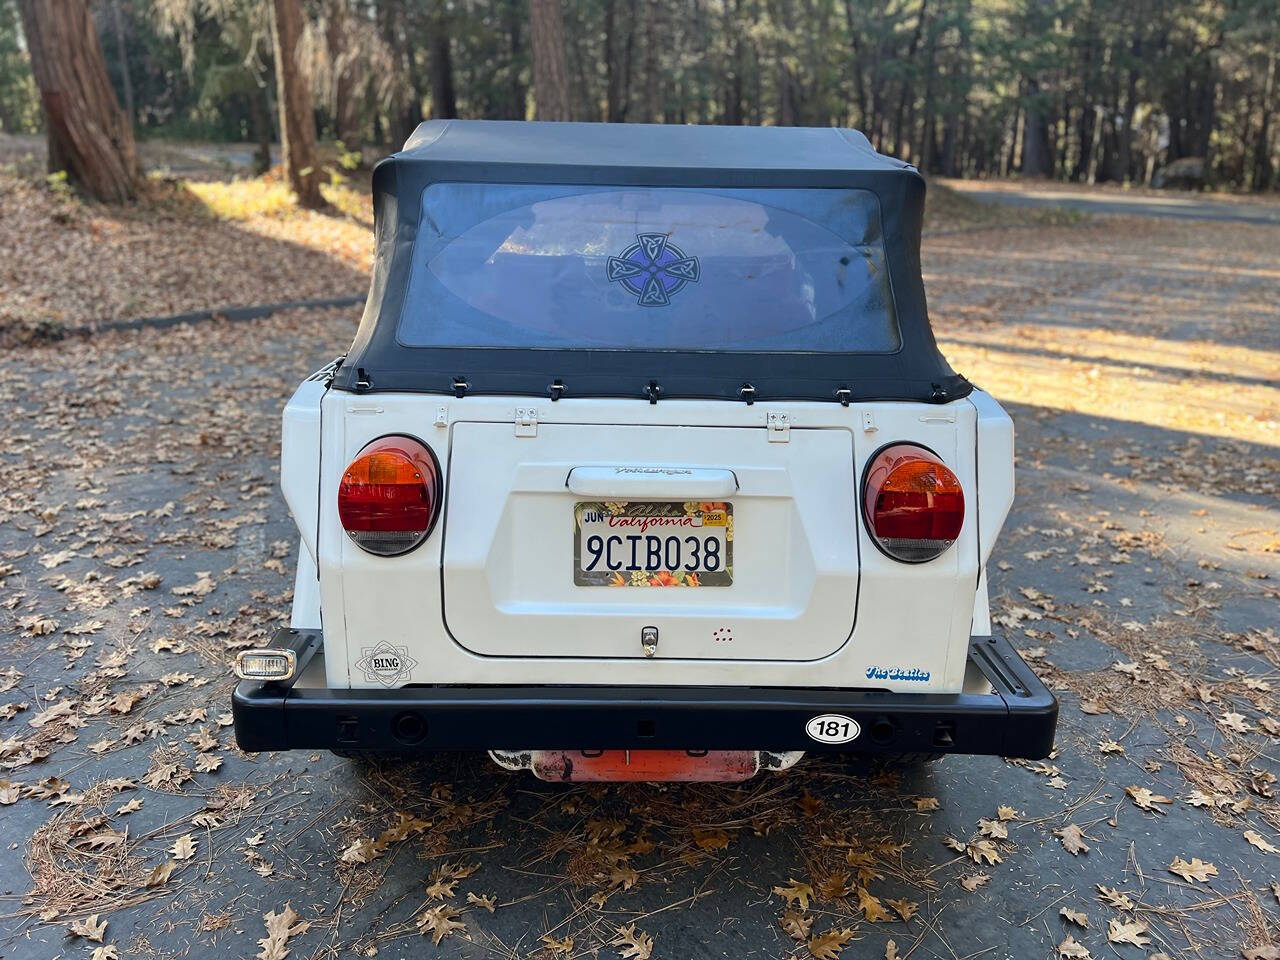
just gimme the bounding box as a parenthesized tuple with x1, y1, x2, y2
(541, 934, 574, 956)
(609, 922, 653, 960)
(465, 892, 496, 913)
(857, 887, 892, 922)
(257, 903, 310, 960)
(774, 878, 815, 911)
(1107, 918, 1150, 947)
(68, 914, 107, 943)
(1126, 785, 1173, 813)
(885, 940, 900, 960)
(691, 827, 731, 850)
(90, 947, 120, 960)
(1057, 934, 1092, 959)
(1096, 885, 1134, 910)
(1168, 856, 1217, 883)
(1055, 823, 1090, 855)
(966, 838, 1002, 865)
(1218, 711, 1251, 734)
(609, 864, 639, 891)
(146, 861, 176, 888)
(340, 838, 378, 865)
(1245, 830, 1280, 854)
(885, 897, 917, 922)
(978, 817, 1008, 840)
(170, 833, 197, 861)
(960, 873, 990, 892)
(1060, 907, 1088, 928)
(807, 927, 855, 960)
(417, 904, 466, 946)
(780, 910, 813, 941)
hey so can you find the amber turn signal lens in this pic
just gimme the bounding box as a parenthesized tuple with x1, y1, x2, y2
(862, 443, 965, 563)
(338, 436, 441, 556)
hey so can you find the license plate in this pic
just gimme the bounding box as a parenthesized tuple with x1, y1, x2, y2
(524, 750, 760, 782)
(574, 500, 733, 586)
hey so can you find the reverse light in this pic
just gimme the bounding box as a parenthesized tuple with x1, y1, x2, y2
(862, 443, 965, 563)
(234, 648, 296, 681)
(338, 435, 441, 556)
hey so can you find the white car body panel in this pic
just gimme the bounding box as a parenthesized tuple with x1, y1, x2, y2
(444, 420, 858, 661)
(281, 376, 1015, 695)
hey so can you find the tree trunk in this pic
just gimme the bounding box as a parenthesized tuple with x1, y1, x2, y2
(843, 0, 869, 129)
(1021, 77, 1053, 177)
(892, 0, 928, 158)
(271, 0, 323, 208)
(914, 4, 938, 168)
(638, 0, 661, 122)
(530, 0, 571, 121)
(250, 81, 273, 175)
(503, 0, 526, 119)
(18, 0, 138, 202)
(605, 0, 637, 123)
(1252, 48, 1276, 191)
(376, 0, 418, 146)
(109, 0, 133, 125)
(326, 0, 362, 149)
(429, 0, 458, 119)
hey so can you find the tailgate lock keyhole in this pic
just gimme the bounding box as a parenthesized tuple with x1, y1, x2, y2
(641, 626, 659, 658)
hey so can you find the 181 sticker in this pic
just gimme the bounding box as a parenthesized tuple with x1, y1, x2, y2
(806, 714, 861, 744)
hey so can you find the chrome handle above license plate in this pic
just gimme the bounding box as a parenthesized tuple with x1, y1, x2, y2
(566, 466, 738, 500)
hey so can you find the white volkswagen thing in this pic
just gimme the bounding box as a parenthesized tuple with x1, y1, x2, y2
(233, 120, 1057, 781)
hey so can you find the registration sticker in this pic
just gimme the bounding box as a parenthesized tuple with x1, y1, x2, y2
(574, 500, 733, 587)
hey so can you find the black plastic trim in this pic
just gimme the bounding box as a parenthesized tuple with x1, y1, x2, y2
(234, 631, 1057, 759)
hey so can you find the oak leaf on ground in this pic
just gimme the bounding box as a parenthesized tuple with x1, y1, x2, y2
(807, 927, 855, 960)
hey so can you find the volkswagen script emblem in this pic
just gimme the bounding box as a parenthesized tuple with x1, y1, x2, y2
(607, 233, 700, 306)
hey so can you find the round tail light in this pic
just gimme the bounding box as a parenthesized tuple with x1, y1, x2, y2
(338, 435, 441, 556)
(862, 443, 964, 563)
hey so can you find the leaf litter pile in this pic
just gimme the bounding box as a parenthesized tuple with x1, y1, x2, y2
(0, 167, 370, 343)
(0, 178, 1277, 959)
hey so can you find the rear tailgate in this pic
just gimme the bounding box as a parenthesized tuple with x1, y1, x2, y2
(442, 422, 858, 660)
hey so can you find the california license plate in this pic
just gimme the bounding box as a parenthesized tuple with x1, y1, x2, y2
(574, 501, 733, 586)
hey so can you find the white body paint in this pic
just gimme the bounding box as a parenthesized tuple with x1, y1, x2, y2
(281, 371, 1014, 695)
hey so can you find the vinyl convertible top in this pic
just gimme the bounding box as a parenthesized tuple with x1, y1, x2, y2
(333, 120, 970, 404)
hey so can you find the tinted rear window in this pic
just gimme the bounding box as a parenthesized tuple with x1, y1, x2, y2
(398, 184, 899, 353)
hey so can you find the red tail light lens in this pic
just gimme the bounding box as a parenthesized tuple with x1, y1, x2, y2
(862, 443, 964, 563)
(338, 436, 441, 556)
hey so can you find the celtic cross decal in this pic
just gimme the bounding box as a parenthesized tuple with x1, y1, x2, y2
(606, 233, 700, 306)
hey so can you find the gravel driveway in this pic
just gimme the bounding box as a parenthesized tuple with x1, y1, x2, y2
(0, 208, 1277, 960)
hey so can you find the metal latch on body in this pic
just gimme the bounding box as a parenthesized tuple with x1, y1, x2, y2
(641, 626, 659, 657)
(515, 407, 537, 437)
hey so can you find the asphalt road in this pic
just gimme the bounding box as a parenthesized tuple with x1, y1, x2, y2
(0, 205, 1277, 960)
(941, 178, 1280, 226)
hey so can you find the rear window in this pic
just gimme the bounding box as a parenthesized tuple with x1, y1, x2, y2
(398, 184, 899, 353)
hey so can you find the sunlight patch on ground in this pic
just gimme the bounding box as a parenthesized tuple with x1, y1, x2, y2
(941, 334, 1278, 446)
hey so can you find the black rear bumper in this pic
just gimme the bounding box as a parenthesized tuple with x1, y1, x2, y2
(233, 631, 1057, 759)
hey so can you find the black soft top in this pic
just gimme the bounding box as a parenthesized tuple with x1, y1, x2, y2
(334, 120, 969, 404)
